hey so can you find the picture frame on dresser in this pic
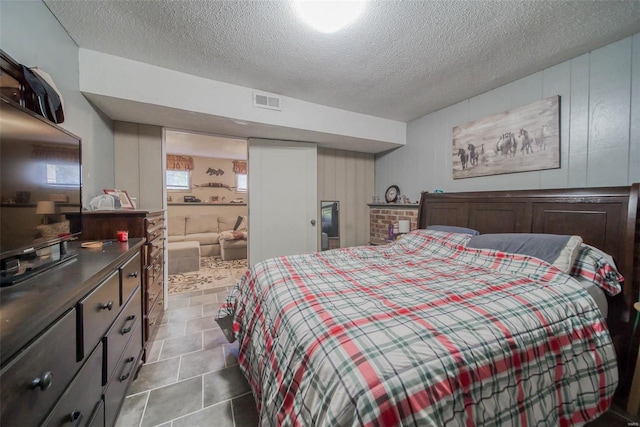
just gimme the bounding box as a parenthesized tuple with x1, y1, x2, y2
(103, 189, 135, 209)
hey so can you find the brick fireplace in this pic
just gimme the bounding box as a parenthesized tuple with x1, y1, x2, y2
(369, 204, 419, 242)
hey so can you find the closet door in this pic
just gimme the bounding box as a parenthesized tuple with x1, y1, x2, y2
(248, 139, 317, 265)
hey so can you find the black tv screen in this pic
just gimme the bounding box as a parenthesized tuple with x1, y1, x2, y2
(0, 97, 82, 260)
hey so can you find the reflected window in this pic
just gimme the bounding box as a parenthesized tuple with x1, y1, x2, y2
(167, 169, 190, 190)
(236, 173, 247, 192)
(46, 163, 80, 186)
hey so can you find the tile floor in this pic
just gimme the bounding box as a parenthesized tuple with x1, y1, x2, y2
(115, 288, 639, 427)
(116, 287, 259, 427)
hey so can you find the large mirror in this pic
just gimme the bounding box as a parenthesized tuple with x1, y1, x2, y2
(320, 201, 339, 251)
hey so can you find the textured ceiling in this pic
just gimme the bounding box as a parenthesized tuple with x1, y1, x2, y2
(45, 0, 640, 123)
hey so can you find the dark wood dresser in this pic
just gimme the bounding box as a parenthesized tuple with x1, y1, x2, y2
(0, 239, 145, 426)
(67, 210, 166, 359)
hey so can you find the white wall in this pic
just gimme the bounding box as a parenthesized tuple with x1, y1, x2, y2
(376, 34, 640, 201)
(0, 1, 115, 206)
(78, 49, 406, 149)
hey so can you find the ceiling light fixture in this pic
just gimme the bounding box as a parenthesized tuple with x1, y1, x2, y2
(293, 0, 366, 34)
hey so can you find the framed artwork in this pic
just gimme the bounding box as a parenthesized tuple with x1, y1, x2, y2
(452, 96, 560, 179)
(103, 189, 134, 209)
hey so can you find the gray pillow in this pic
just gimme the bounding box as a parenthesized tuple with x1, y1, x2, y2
(426, 225, 480, 236)
(467, 233, 583, 273)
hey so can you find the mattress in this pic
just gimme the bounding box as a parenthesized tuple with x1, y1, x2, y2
(217, 230, 618, 426)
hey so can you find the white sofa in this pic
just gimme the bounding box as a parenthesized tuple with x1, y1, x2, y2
(168, 214, 247, 260)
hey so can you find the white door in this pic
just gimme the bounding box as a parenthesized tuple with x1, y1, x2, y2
(248, 139, 317, 266)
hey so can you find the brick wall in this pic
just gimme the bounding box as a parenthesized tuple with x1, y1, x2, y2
(369, 206, 419, 241)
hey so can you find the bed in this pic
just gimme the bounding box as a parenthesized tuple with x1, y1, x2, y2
(216, 184, 640, 426)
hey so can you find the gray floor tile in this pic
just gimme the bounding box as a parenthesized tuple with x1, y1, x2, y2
(159, 332, 203, 360)
(169, 290, 203, 300)
(115, 392, 148, 427)
(154, 321, 186, 341)
(165, 297, 191, 311)
(214, 289, 231, 301)
(129, 357, 179, 395)
(160, 313, 170, 325)
(203, 365, 251, 407)
(223, 342, 239, 368)
(185, 314, 217, 334)
(233, 392, 260, 426)
(203, 302, 223, 316)
(178, 347, 226, 380)
(145, 339, 163, 363)
(168, 305, 203, 322)
(203, 327, 230, 350)
(189, 293, 218, 307)
(141, 376, 202, 427)
(172, 401, 234, 427)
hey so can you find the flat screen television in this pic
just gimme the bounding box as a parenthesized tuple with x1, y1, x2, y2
(0, 96, 82, 284)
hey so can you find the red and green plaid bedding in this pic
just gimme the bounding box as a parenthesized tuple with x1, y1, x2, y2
(216, 230, 618, 426)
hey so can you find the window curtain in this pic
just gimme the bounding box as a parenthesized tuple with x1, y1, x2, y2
(166, 155, 194, 170)
(31, 144, 79, 163)
(233, 160, 247, 174)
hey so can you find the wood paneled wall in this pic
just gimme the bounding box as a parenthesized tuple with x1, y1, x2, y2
(376, 33, 640, 200)
(318, 148, 374, 248)
(114, 122, 164, 210)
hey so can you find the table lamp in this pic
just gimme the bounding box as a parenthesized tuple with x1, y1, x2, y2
(36, 201, 56, 224)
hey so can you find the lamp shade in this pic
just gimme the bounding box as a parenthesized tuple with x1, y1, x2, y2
(398, 220, 410, 234)
(36, 201, 56, 214)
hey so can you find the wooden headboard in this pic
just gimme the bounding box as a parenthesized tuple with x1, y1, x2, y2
(417, 184, 640, 399)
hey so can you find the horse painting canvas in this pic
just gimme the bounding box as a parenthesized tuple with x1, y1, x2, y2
(452, 96, 560, 179)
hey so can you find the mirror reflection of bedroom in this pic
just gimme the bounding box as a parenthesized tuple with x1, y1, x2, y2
(321, 201, 339, 250)
(164, 130, 249, 295)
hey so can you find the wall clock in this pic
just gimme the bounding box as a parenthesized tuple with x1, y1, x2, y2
(385, 185, 400, 203)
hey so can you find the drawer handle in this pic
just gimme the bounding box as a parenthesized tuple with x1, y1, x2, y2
(30, 371, 53, 391)
(150, 220, 157, 226)
(119, 357, 136, 382)
(100, 301, 114, 311)
(121, 315, 136, 334)
(68, 410, 83, 425)
(128, 271, 139, 278)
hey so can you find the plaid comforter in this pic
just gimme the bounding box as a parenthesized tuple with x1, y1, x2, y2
(216, 230, 618, 426)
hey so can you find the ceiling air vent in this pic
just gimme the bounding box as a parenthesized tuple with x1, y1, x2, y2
(253, 91, 282, 111)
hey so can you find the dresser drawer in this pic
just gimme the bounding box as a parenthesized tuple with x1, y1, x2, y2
(145, 214, 165, 242)
(103, 287, 141, 385)
(146, 239, 164, 263)
(77, 270, 120, 360)
(120, 252, 142, 305)
(145, 252, 164, 285)
(0, 310, 78, 426)
(145, 293, 165, 343)
(145, 268, 164, 307)
(42, 342, 103, 427)
(88, 400, 104, 427)
(104, 328, 142, 427)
